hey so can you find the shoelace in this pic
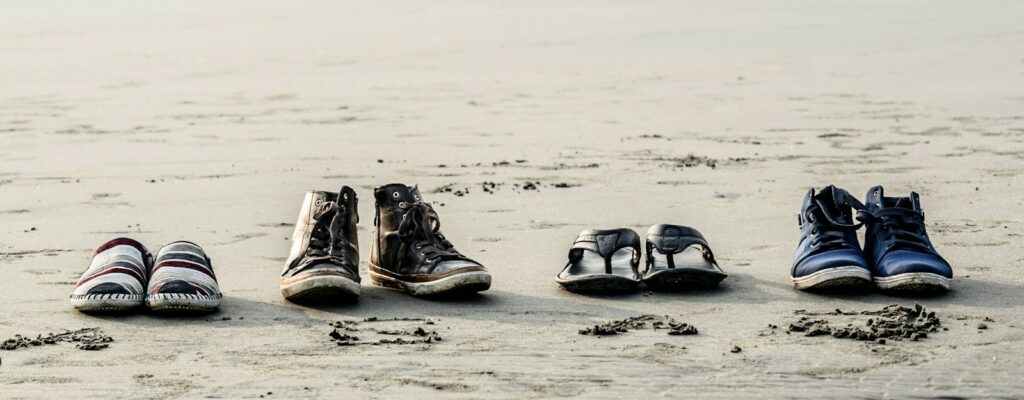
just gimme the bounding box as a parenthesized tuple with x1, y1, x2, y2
(397, 202, 466, 272)
(804, 192, 865, 255)
(856, 207, 931, 253)
(306, 200, 349, 265)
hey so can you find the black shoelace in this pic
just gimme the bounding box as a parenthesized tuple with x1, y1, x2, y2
(857, 207, 931, 253)
(804, 195, 865, 255)
(397, 202, 466, 272)
(306, 200, 350, 266)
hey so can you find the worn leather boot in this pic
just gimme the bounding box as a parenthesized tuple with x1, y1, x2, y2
(369, 183, 491, 296)
(280, 187, 361, 302)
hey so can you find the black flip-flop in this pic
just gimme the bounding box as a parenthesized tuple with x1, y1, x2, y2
(643, 224, 727, 290)
(556, 229, 641, 294)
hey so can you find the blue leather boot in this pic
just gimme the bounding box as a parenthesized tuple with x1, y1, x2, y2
(791, 185, 871, 290)
(860, 186, 952, 292)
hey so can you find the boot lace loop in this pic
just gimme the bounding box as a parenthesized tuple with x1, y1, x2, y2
(307, 201, 349, 265)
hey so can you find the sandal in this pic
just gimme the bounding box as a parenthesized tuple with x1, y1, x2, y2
(556, 229, 641, 293)
(643, 224, 727, 290)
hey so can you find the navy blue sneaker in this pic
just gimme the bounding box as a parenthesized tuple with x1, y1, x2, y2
(859, 186, 952, 292)
(791, 185, 872, 290)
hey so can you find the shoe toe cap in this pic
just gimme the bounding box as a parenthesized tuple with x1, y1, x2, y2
(287, 262, 359, 279)
(432, 260, 485, 275)
(875, 251, 952, 278)
(85, 282, 133, 295)
(152, 280, 200, 294)
(793, 249, 869, 278)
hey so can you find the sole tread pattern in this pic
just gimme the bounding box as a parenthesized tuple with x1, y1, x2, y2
(146, 293, 223, 313)
(70, 294, 145, 312)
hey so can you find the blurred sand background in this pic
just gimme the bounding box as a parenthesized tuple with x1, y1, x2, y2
(1, 0, 1023, 398)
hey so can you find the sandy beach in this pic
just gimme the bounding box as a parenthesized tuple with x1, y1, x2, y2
(1, 0, 1023, 398)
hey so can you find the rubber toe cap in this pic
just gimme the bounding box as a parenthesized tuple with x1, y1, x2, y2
(432, 260, 485, 275)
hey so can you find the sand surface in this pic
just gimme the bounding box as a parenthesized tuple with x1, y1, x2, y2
(1, 1, 1023, 398)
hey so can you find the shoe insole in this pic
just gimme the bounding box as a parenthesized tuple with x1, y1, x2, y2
(565, 248, 637, 279)
(650, 247, 722, 273)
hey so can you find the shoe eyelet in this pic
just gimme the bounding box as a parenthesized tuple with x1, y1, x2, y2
(399, 201, 408, 208)
(392, 192, 400, 198)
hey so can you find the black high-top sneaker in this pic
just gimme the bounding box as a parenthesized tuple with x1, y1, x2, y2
(369, 183, 491, 296)
(280, 187, 361, 302)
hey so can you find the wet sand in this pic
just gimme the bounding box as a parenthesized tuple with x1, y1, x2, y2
(1, 1, 1023, 398)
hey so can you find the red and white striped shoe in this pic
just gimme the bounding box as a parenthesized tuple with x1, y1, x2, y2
(70, 238, 151, 312)
(146, 241, 223, 313)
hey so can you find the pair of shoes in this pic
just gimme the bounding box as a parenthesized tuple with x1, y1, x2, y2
(70, 238, 223, 313)
(280, 183, 491, 302)
(791, 185, 953, 293)
(556, 224, 726, 293)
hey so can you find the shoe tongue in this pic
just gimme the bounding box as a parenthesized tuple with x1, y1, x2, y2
(888, 193, 921, 211)
(813, 186, 851, 221)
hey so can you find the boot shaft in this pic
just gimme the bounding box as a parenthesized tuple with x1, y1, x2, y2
(285, 187, 359, 273)
(370, 183, 423, 268)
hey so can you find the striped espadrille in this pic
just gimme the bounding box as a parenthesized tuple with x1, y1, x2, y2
(70, 238, 151, 312)
(146, 241, 222, 313)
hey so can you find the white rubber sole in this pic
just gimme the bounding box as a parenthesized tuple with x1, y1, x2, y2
(874, 272, 951, 291)
(70, 294, 144, 312)
(369, 270, 491, 297)
(280, 274, 361, 301)
(146, 293, 222, 312)
(792, 266, 871, 290)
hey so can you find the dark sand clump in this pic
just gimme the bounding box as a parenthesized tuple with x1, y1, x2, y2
(1, 328, 113, 351)
(787, 304, 942, 342)
(328, 317, 442, 346)
(432, 181, 578, 197)
(579, 315, 698, 336)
